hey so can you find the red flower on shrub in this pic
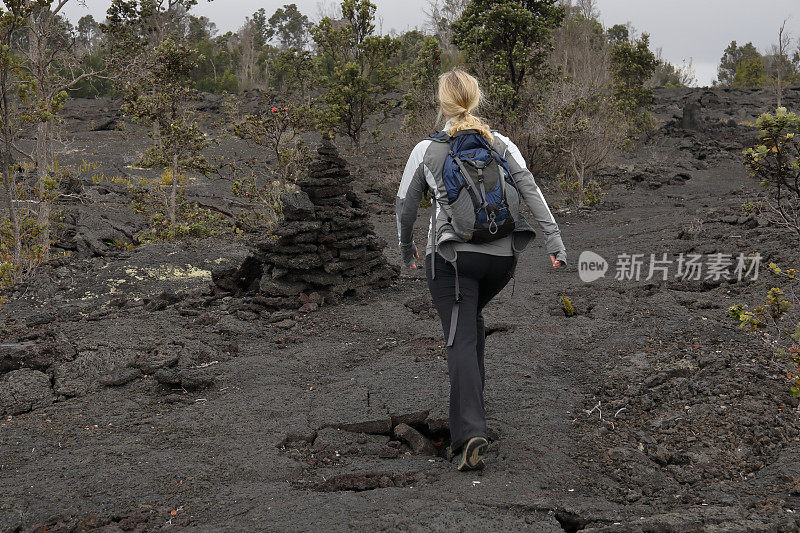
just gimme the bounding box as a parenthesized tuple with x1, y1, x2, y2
(271, 107, 278, 113)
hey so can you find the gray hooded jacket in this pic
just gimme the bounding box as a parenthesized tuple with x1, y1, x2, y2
(395, 130, 567, 266)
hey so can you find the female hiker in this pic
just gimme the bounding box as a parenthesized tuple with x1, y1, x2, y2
(395, 69, 567, 472)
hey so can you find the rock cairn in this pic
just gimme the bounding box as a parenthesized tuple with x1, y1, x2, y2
(213, 136, 397, 316)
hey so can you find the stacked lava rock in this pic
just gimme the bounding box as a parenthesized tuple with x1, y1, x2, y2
(217, 136, 397, 315)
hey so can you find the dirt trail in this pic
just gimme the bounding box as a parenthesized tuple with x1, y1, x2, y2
(3, 89, 800, 531)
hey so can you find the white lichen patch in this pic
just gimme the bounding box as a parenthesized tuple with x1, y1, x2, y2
(106, 278, 128, 294)
(124, 268, 146, 281)
(124, 264, 212, 282)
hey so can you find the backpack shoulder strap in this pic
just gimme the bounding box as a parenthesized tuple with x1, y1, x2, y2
(487, 136, 515, 185)
(428, 131, 450, 143)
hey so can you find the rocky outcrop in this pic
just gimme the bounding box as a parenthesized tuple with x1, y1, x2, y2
(0, 368, 53, 416)
(213, 136, 397, 313)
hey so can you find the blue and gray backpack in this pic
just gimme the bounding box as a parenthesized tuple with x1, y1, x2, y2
(429, 129, 520, 243)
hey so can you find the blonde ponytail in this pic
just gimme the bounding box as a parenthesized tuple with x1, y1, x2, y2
(437, 69, 493, 142)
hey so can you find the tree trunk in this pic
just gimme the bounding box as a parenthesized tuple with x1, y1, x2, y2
(1, 148, 21, 266)
(1, 87, 21, 265)
(35, 121, 51, 260)
(28, 5, 54, 261)
(777, 20, 787, 108)
(569, 151, 584, 207)
(170, 153, 178, 226)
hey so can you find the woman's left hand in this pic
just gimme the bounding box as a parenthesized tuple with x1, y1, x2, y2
(550, 254, 564, 269)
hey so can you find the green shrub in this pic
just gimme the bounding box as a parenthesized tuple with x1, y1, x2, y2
(562, 294, 575, 317)
(0, 213, 46, 294)
(610, 33, 658, 132)
(743, 107, 800, 238)
(729, 288, 792, 331)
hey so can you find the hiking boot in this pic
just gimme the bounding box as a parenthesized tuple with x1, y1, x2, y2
(455, 436, 488, 471)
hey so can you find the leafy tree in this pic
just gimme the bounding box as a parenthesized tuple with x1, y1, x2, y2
(402, 35, 442, 134)
(251, 7, 268, 48)
(0, 0, 33, 270)
(650, 50, 696, 88)
(76, 14, 101, 52)
(397, 29, 427, 64)
(552, 2, 609, 88)
(270, 47, 315, 101)
(268, 3, 311, 50)
(186, 14, 215, 43)
(743, 107, 800, 239)
(312, 0, 400, 144)
(606, 23, 628, 45)
(735, 56, 766, 88)
(610, 32, 657, 130)
(424, 0, 467, 67)
(122, 38, 210, 227)
(451, 0, 564, 125)
(21, 1, 103, 259)
(192, 35, 237, 93)
(716, 41, 761, 87)
(102, 0, 211, 61)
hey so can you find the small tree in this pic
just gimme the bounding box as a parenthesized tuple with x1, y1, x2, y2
(76, 14, 101, 53)
(267, 3, 311, 50)
(551, 1, 610, 89)
(122, 38, 209, 227)
(226, 100, 309, 231)
(232, 103, 311, 160)
(22, 0, 103, 260)
(451, 0, 564, 128)
(743, 107, 800, 239)
(767, 20, 799, 108)
(270, 47, 315, 102)
(311, 0, 400, 144)
(0, 1, 32, 270)
(606, 23, 629, 45)
(650, 49, 696, 87)
(424, 0, 468, 67)
(610, 32, 657, 131)
(235, 16, 265, 90)
(735, 56, 766, 88)
(402, 35, 442, 135)
(535, 79, 624, 206)
(716, 40, 762, 87)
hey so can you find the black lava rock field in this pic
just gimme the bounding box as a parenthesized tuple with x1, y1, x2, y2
(3, 87, 800, 532)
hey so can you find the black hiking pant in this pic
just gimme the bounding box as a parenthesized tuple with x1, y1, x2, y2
(426, 251, 516, 454)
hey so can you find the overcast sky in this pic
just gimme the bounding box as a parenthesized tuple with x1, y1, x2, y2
(62, 0, 800, 86)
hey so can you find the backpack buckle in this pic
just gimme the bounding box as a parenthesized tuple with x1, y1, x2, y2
(488, 211, 498, 235)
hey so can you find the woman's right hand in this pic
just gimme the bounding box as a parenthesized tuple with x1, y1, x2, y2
(401, 242, 420, 269)
(409, 249, 420, 270)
